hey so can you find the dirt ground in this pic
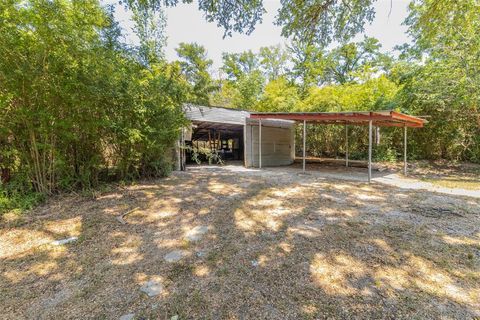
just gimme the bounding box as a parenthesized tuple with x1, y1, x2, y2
(1, 164, 479, 319)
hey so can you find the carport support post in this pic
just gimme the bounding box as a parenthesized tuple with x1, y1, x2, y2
(403, 126, 407, 175)
(368, 120, 373, 183)
(303, 120, 306, 172)
(345, 124, 349, 167)
(259, 119, 262, 169)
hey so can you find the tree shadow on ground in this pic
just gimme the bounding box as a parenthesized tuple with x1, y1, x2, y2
(1, 165, 479, 319)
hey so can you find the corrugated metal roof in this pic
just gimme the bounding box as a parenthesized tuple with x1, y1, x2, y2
(183, 104, 295, 127)
(249, 110, 427, 128)
(183, 104, 249, 125)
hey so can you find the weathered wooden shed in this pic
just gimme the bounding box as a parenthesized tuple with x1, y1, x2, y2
(180, 104, 295, 168)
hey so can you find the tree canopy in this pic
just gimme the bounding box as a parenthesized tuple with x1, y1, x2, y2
(176, 42, 217, 105)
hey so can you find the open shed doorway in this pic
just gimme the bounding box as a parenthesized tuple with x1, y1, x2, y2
(185, 121, 244, 166)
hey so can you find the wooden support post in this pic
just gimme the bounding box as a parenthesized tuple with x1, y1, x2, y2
(259, 119, 262, 169)
(303, 120, 306, 172)
(403, 126, 407, 175)
(208, 130, 212, 151)
(345, 124, 349, 167)
(368, 120, 373, 183)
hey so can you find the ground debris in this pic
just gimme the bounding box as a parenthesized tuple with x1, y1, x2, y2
(116, 206, 140, 224)
(140, 280, 163, 297)
(164, 250, 188, 263)
(185, 225, 208, 242)
(51, 236, 78, 246)
(119, 313, 135, 320)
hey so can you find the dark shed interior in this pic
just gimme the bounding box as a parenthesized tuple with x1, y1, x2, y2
(186, 120, 244, 163)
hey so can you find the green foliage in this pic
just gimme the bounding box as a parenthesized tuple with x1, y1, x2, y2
(302, 76, 399, 112)
(209, 81, 239, 108)
(176, 42, 217, 105)
(126, 0, 265, 38)
(398, 0, 480, 162)
(211, 72, 265, 110)
(374, 145, 399, 163)
(212, 51, 266, 109)
(288, 40, 328, 95)
(251, 56, 403, 161)
(187, 146, 224, 165)
(0, 190, 45, 215)
(127, 0, 473, 49)
(221, 51, 260, 81)
(0, 0, 187, 211)
(233, 71, 265, 110)
(0, 172, 45, 214)
(258, 45, 289, 81)
(324, 37, 392, 84)
(2, 0, 479, 216)
(209, 17, 478, 163)
(130, 3, 167, 64)
(255, 77, 301, 112)
(128, 0, 376, 46)
(276, 0, 376, 45)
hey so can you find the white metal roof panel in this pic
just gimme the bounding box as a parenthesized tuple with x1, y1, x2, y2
(183, 104, 249, 125)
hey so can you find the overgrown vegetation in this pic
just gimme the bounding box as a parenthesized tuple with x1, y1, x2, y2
(185, 146, 224, 165)
(1, 0, 478, 213)
(202, 1, 479, 164)
(0, 0, 187, 212)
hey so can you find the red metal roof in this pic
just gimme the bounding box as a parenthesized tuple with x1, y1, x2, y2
(249, 110, 427, 128)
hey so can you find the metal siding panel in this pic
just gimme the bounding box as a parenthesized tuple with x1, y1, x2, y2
(184, 104, 249, 125)
(250, 126, 294, 167)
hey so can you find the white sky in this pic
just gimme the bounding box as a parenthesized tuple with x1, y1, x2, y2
(111, 0, 411, 71)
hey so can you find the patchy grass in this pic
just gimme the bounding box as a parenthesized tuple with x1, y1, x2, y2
(1, 165, 479, 319)
(421, 177, 480, 190)
(0, 189, 45, 216)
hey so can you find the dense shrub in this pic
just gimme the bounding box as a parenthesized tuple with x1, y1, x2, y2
(0, 0, 187, 212)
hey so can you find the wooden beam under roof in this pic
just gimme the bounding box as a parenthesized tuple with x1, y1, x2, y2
(249, 111, 427, 128)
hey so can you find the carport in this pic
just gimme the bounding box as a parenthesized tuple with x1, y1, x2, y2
(180, 104, 296, 169)
(249, 111, 427, 183)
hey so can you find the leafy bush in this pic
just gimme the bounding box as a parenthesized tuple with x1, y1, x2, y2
(373, 145, 398, 163)
(0, 0, 187, 211)
(0, 173, 45, 215)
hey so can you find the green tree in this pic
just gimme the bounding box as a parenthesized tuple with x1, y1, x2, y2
(258, 45, 289, 81)
(300, 76, 400, 160)
(277, 0, 376, 45)
(221, 51, 260, 81)
(126, 0, 474, 49)
(130, 3, 167, 64)
(128, 0, 375, 46)
(126, 0, 266, 38)
(209, 80, 239, 108)
(378, 0, 480, 162)
(302, 75, 399, 112)
(394, 0, 480, 162)
(217, 50, 265, 109)
(222, 50, 260, 81)
(325, 37, 390, 84)
(176, 42, 217, 105)
(255, 77, 301, 112)
(0, 0, 186, 205)
(233, 71, 265, 110)
(288, 40, 328, 95)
